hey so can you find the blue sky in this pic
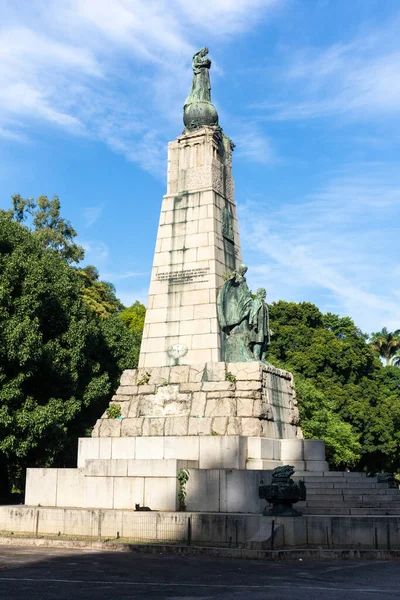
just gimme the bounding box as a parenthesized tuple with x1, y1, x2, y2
(1, 0, 399, 334)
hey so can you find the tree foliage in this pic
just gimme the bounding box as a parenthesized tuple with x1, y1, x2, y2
(77, 265, 124, 318)
(0, 209, 140, 496)
(369, 327, 400, 366)
(268, 301, 400, 473)
(8, 195, 84, 264)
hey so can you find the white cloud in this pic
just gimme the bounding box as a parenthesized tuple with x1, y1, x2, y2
(240, 164, 400, 332)
(0, 0, 280, 174)
(82, 205, 104, 228)
(81, 240, 109, 262)
(254, 19, 400, 121)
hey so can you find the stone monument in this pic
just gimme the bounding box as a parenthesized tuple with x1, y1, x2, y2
(24, 49, 328, 514)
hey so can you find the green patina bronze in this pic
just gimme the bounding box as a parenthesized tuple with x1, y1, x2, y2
(217, 265, 272, 363)
(259, 466, 306, 517)
(183, 47, 219, 131)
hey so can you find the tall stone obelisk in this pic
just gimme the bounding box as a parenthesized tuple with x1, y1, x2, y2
(139, 48, 241, 368)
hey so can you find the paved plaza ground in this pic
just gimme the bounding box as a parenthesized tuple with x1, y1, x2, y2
(0, 546, 398, 599)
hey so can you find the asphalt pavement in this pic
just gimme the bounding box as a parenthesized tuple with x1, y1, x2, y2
(0, 546, 399, 599)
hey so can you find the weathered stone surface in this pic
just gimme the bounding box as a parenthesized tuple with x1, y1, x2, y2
(120, 370, 137, 386)
(97, 362, 302, 439)
(236, 380, 262, 391)
(91, 420, 101, 437)
(180, 383, 201, 392)
(205, 362, 226, 382)
(205, 398, 236, 417)
(211, 417, 228, 435)
(115, 386, 139, 396)
(235, 390, 261, 399)
(188, 417, 212, 435)
(241, 417, 262, 437)
(190, 392, 207, 417)
(165, 416, 189, 436)
(226, 417, 240, 435)
(127, 399, 140, 418)
(202, 381, 234, 392)
(227, 362, 262, 381)
(99, 419, 122, 437)
(169, 366, 190, 384)
(136, 384, 156, 394)
(142, 418, 165, 436)
(236, 398, 253, 417)
(121, 418, 144, 437)
(189, 364, 206, 383)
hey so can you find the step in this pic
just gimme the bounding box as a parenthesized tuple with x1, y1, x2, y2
(294, 471, 367, 479)
(306, 488, 399, 496)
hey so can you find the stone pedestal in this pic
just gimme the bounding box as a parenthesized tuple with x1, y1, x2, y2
(92, 362, 302, 440)
(139, 127, 241, 368)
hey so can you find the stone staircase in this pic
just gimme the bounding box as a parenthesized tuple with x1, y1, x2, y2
(293, 472, 400, 515)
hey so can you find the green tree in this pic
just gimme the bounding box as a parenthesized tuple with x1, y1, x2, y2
(268, 301, 399, 473)
(369, 327, 400, 365)
(0, 211, 138, 496)
(8, 194, 84, 264)
(120, 301, 146, 336)
(77, 265, 124, 318)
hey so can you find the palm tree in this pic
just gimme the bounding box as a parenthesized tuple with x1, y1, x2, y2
(393, 352, 400, 368)
(369, 327, 400, 366)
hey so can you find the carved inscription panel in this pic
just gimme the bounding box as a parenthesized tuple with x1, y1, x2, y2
(157, 267, 210, 285)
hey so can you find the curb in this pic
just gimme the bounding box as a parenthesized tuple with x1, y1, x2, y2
(0, 537, 399, 560)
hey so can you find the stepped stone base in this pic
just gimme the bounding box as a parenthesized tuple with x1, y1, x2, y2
(92, 361, 302, 439)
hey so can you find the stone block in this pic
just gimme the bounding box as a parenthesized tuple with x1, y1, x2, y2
(91, 420, 101, 437)
(142, 417, 165, 436)
(185, 470, 220, 512)
(99, 438, 112, 459)
(305, 460, 329, 471)
(77, 438, 99, 468)
(127, 459, 197, 477)
(164, 436, 200, 461)
(111, 437, 136, 459)
(240, 418, 262, 437)
(25, 468, 58, 506)
(220, 470, 264, 513)
(199, 436, 247, 469)
(143, 477, 178, 511)
(113, 477, 144, 510)
(168, 366, 191, 384)
(135, 437, 164, 459)
(211, 417, 228, 435)
(115, 386, 138, 395)
(190, 392, 207, 418)
(85, 459, 128, 477)
(303, 440, 326, 461)
(99, 419, 122, 437)
(84, 476, 114, 509)
(236, 380, 262, 391)
(164, 416, 189, 436)
(226, 362, 262, 381)
(247, 438, 280, 460)
(205, 398, 236, 417)
(180, 382, 202, 392)
(280, 439, 304, 462)
(226, 417, 240, 435)
(127, 399, 140, 418)
(189, 364, 207, 383)
(237, 398, 254, 417)
(56, 469, 85, 507)
(121, 418, 144, 437)
(202, 381, 234, 392)
(188, 417, 212, 435)
(120, 370, 137, 386)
